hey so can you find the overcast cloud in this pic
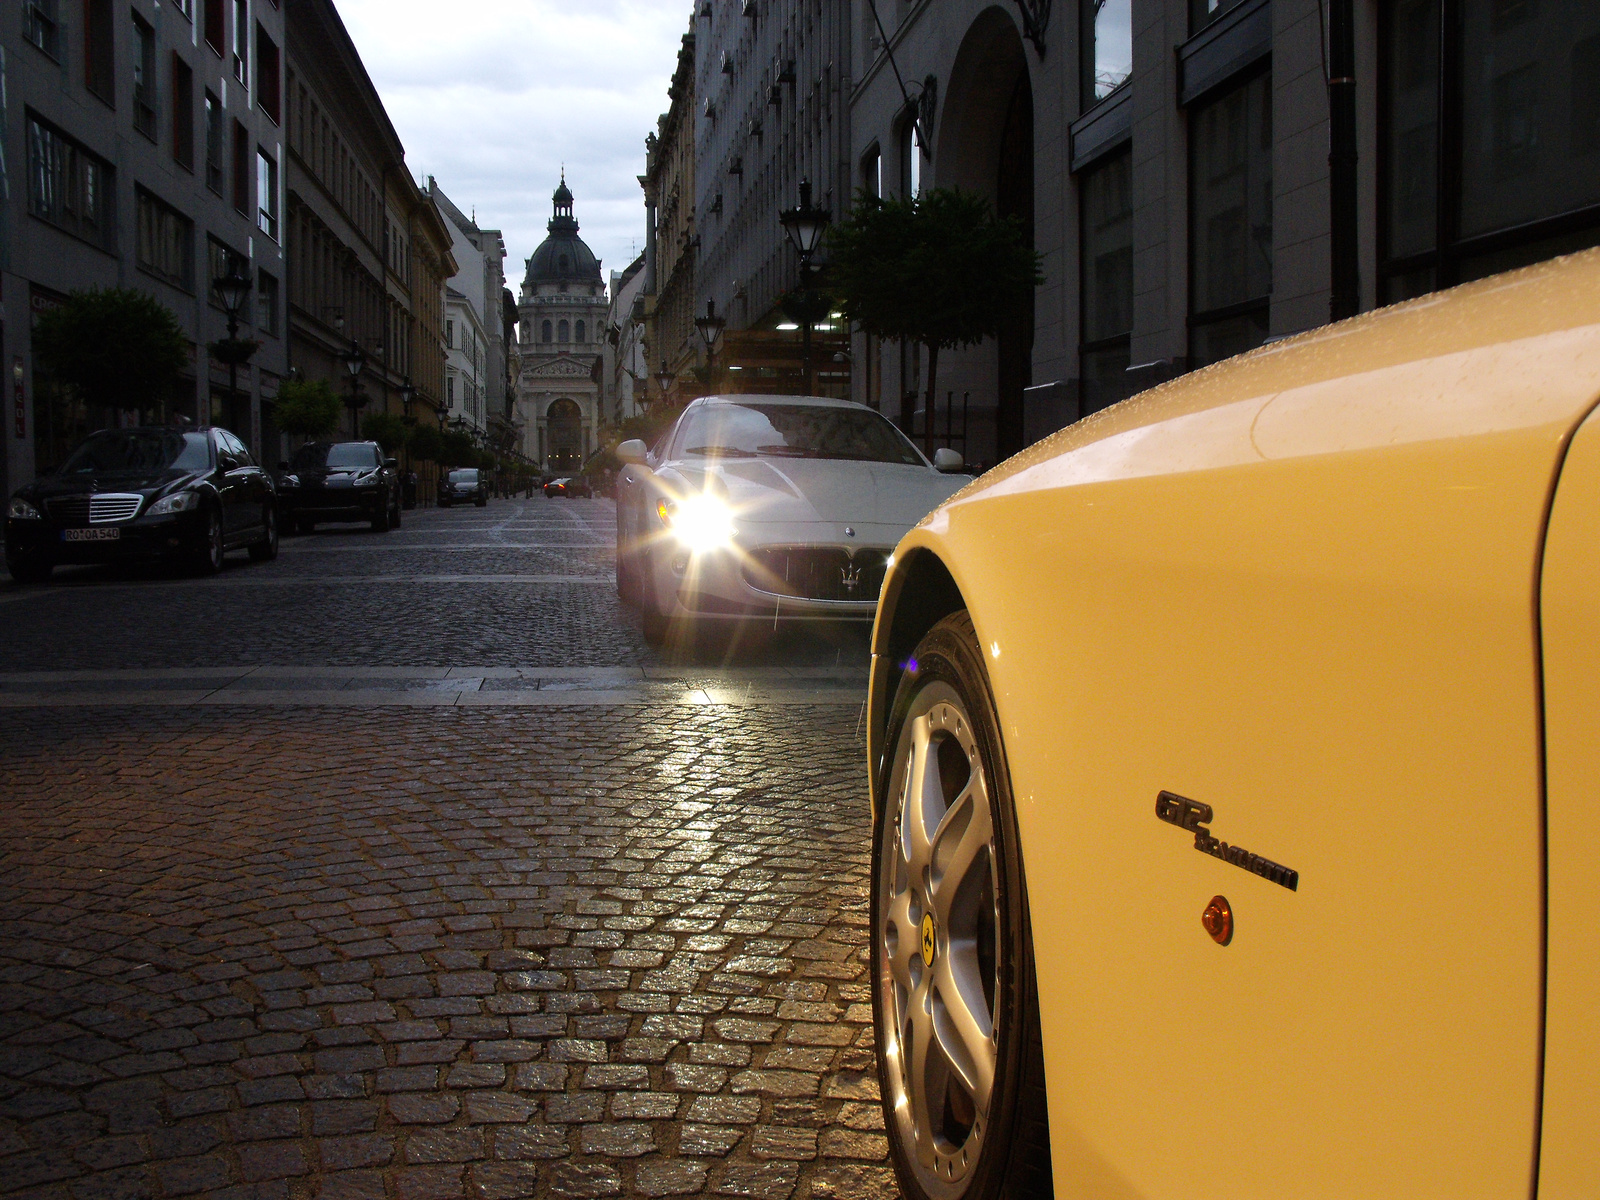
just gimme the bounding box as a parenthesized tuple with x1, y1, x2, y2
(334, 0, 689, 298)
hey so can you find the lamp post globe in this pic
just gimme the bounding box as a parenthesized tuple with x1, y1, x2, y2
(695, 299, 726, 394)
(655, 359, 675, 406)
(779, 179, 830, 393)
(212, 262, 253, 433)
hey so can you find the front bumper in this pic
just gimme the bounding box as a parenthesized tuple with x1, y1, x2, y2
(281, 487, 385, 520)
(648, 534, 889, 621)
(6, 510, 207, 566)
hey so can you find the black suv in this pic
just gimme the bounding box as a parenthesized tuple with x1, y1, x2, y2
(277, 441, 401, 533)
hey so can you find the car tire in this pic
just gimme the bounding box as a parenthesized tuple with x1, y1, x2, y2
(248, 504, 278, 562)
(7, 554, 53, 584)
(873, 610, 1054, 1200)
(371, 501, 391, 533)
(192, 506, 225, 576)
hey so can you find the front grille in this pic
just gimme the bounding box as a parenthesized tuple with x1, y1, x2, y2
(743, 547, 889, 602)
(45, 494, 144, 525)
(90, 494, 144, 523)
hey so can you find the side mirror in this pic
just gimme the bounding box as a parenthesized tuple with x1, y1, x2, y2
(384, 457, 398, 469)
(933, 447, 965, 473)
(616, 439, 649, 465)
(277, 461, 290, 472)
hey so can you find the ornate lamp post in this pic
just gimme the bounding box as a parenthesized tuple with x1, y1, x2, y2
(779, 178, 830, 394)
(655, 359, 675, 409)
(398, 379, 417, 427)
(338, 338, 366, 437)
(694, 299, 726, 394)
(212, 262, 254, 430)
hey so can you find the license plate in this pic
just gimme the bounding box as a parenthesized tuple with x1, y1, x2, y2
(61, 527, 120, 542)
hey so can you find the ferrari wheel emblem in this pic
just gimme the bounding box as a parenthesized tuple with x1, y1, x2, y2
(920, 913, 936, 967)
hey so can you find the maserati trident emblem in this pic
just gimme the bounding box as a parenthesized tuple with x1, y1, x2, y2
(840, 562, 862, 593)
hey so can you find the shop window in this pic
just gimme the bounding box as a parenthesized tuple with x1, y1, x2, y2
(1382, 0, 1600, 299)
(1189, 70, 1272, 368)
(1080, 148, 1133, 415)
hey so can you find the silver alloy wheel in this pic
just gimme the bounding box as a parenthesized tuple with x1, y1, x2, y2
(878, 682, 1000, 1198)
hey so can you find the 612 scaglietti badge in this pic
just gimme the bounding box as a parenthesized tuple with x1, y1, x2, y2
(1155, 791, 1299, 891)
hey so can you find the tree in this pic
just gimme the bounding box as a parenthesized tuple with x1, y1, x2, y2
(360, 412, 409, 453)
(827, 188, 1042, 434)
(408, 423, 443, 463)
(273, 378, 341, 441)
(31, 288, 188, 415)
(438, 430, 478, 466)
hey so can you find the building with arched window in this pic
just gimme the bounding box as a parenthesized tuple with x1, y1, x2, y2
(513, 177, 608, 469)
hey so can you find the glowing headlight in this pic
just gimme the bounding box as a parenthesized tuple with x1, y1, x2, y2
(147, 492, 199, 515)
(660, 493, 735, 553)
(7, 497, 41, 520)
(353, 473, 380, 488)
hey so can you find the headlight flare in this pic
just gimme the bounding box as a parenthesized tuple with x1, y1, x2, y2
(655, 492, 737, 555)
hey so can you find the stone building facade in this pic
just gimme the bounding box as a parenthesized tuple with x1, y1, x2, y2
(513, 179, 606, 471)
(3, 0, 288, 495)
(848, 0, 1600, 468)
(286, 0, 454, 458)
(691, 0, 853, 386)
(427, 177, 507, 441)
(603, 253, 647, 428)
(640, 26, 696, 404)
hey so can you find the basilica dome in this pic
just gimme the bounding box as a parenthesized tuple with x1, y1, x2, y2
(524, 176, 602, 288)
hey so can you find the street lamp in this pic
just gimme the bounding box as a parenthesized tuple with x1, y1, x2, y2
(398, 379, 417, 426)
(213, 261, 253, 430)
(655, 358, 675, 408)
(694, 299, 726, 394)
(339, 339, 366, 437)
(779, 178, 830, 393)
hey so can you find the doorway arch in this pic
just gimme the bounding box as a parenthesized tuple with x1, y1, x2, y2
(547, 398, 582, 470)
(936, 8, 1034, 461)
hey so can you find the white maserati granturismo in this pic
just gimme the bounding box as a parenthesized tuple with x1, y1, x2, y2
(613, 395, 968, 643)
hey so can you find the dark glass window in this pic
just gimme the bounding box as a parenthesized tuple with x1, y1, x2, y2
(172, 55, 195, 169)
(1083, 0, 1132, 109)
(575, 320, 586, 342)
(256, 148, 277, 239)
(23, 0, 61, 59)
(204, 91, 223, 193)
(256, 25, 280, 123)
(673, 402, 925, 465)
(558, 319, 570, 342)
(204, 0, 224, 56)
(232, 119, 250, 213)
(1383, 0, 1600, 299)
(26, 114, 116, 250)
(1190, 71, 1272, 367)
(541, 319, 552, 342)
(257, 270, 279, 335)
(62, 430, 210, 474)
(136, 188, 194, 289)
(1080, 148, 1133, 415)
(84, 0, 114, 104)
(232, 0, 248, 85)
(132, 12, 157, 140)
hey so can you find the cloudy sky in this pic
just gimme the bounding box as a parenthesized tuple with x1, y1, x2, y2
(335, 0, 689, 296)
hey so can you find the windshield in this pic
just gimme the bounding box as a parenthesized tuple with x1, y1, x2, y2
(448, 469, 479, 484)
(674, 403, 924, 466)
(290, 443, 381, 471)
(60, 430, 211, 475)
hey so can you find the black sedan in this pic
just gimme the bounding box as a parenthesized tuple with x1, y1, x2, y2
(439, 468, 488, 507)
(277, 441, 402, 533)
(542, 476, 592, 498)
(5, 425, 278, 583)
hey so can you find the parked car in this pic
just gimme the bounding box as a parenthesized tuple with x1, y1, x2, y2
(863, 249, 1600, 1200)
(438, 467, 488, 507)
(543, 476, 591, 498)
(277, 441, 401, 533)
(614, 394, 968, 644)
(5, 424, 277, 582)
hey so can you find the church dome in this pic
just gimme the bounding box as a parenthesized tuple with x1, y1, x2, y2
(525, 175, 601, 288)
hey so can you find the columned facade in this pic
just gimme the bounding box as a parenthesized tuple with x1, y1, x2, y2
(513, 180, 606, 471)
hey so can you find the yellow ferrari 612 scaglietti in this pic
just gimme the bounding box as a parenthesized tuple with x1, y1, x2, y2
(867, 248, 1600, 1200)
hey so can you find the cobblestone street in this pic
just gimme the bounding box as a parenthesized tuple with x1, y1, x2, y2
(0, 500, 894, 1200)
